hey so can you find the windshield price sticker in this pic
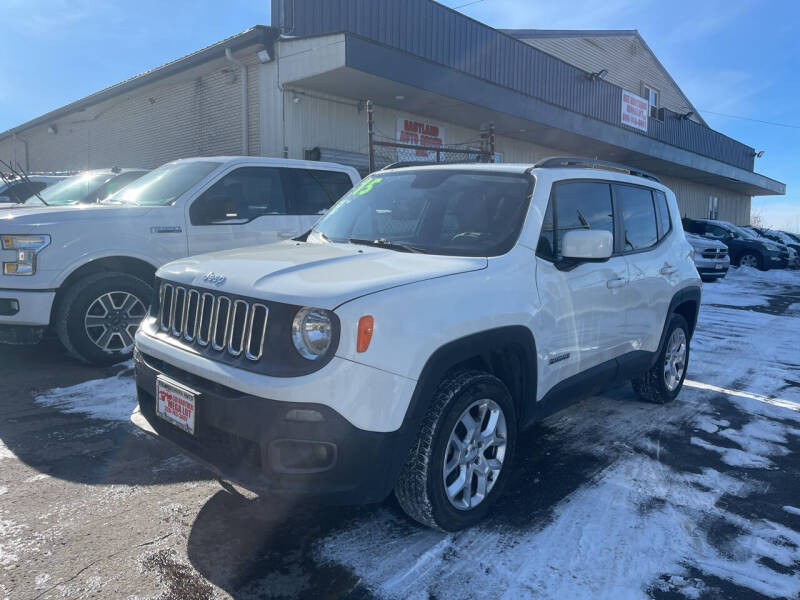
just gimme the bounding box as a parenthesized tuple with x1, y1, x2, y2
(352, 177, 383, 196)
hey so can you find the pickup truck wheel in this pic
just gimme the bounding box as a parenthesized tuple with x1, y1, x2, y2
(56, 272, 152, 366)
(631, 313, 690, 404)
(738, 252, 763, 270)
(394, 370, 516, 531)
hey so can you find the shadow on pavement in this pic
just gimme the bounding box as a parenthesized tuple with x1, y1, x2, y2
(0, 337, 209, 487)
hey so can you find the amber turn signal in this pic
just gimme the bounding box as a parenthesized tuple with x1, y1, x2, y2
(357, 315, 374, 353)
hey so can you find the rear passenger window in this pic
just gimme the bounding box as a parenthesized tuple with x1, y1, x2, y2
(536, 181, 614, 261)
(309, 170, 354, 203)
(282, 169, 352, 215)
(616, 184, 658, 251)
(654, 190, 671, 240)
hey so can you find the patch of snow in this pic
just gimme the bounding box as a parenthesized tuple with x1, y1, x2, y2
(783, 506, 800, 517)
(35, 573, 50, 588)
(318, 444, 800, 599)
(34, 362, 136, 423)
(0, 488, 6, 496)
(23, 474, 49, 483)
(0, 440, 14, 461)
(690, 436, 774, 468)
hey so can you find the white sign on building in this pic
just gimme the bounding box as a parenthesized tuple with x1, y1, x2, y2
(396, 118, 445, 161)
(620, 90, 648, 132)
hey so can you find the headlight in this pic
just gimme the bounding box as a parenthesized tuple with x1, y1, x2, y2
(291, 307, 333, 360)
(1, 234, 51, 275)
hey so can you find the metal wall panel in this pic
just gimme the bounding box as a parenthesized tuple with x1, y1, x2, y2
(273, 0, 754, 172)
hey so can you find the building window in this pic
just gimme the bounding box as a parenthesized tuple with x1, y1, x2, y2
(708, 195, 719, 220)
(643, 85, 660, 119)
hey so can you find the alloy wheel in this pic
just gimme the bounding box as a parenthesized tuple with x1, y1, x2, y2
(663, 328, 687, 392)
(84, 291, 147, 353)
(740, 253, 759, 268)
(442, 398, 508, 510)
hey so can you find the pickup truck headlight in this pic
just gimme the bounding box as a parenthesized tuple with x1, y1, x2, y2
(292, 307, 333, 360)
(1, 234, 51, 275)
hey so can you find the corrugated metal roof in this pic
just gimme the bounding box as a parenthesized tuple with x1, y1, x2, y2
(276, 0, 755, 171)
(504, 28, 707, 127)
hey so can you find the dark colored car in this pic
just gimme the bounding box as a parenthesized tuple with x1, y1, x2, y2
(751, 227, 800, 266)
(682, 218, 788, 271)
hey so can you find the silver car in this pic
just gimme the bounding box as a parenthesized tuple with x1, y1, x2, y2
(686, 232, 730, 281)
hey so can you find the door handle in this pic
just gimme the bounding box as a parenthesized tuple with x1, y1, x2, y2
(607, 277, 628, 289)
(278, 231, 296, 239)
(660, 264, 678, 275)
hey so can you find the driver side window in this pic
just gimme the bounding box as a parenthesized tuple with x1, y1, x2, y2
(706, 224, 728, 239)
(536, 181, 615, 261)
(190, 167, 286, 226)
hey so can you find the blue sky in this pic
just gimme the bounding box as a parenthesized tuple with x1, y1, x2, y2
(2, 0, 796, 230)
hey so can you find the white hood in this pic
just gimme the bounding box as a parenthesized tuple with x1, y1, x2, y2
(157, 241, 488, 309)
(0, 204, 153, 227)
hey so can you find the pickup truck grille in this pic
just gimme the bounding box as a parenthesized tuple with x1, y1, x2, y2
(157, 283, 269, 361)
(701, 248, 728, 259)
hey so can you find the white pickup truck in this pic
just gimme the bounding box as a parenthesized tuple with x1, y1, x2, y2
(0, 156, 360, 364)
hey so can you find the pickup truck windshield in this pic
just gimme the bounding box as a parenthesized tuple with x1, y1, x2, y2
(23, 173, 111, 206)
(107, 161, 222, 206)
(309, 170, 533, 257)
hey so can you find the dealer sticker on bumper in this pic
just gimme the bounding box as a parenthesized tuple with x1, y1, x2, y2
(156, 375, 197, 435)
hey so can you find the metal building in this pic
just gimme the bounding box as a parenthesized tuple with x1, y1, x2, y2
(0, 0, 784, 223)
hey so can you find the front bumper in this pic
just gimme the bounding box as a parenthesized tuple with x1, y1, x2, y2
(766, 251, 788, 268)
(0, 289, 55, 326)
(133, 350, 413, 504)
(693, 255, 730, 278)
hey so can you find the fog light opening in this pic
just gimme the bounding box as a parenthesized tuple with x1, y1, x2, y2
(268, 439, 337, 473)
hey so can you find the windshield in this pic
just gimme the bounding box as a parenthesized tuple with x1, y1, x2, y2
(107, 161, 222, 206)
(309, 170, 533, 257)
(23, 172, 111, 206)
(729, 224, 757, 239)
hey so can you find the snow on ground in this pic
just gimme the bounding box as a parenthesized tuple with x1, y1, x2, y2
(317, 267, 800, 599)
(33, 361, 136, 423)
(0, 439, 14, 460)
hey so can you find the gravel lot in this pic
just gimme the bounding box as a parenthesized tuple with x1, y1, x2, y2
(1, 267, 799, 600)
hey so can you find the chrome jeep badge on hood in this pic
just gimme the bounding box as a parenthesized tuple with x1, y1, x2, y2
(203, 272, 226, 286)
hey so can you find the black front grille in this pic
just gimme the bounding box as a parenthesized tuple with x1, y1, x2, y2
(701, 248, 727, 259)
(158, 282, 269, 363)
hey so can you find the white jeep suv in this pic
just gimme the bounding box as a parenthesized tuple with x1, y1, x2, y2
(0, 157, 359, 363)
(132, 158, 701, 530)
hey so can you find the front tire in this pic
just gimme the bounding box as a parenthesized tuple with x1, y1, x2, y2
(632, 314, 690, 404)
(738, 252, 764, 270)
(394, 370, 517, 531)
(56, 272, 152, 366)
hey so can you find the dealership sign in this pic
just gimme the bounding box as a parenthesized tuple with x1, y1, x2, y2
(621, 90, 648, 132)
(397, 118, 445, 161)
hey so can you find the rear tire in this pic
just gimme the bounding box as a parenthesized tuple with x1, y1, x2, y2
(394, 370, 517, 531)
(632, 314, 690, 404)
(56, 272, 152, 366)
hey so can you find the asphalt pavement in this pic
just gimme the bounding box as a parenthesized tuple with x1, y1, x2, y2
(1, 267, 799, 600)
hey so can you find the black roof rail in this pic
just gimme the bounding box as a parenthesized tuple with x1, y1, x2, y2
(379, 159, 487, 171)
(533, 157, 660, 183)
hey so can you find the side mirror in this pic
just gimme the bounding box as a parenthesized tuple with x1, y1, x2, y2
(0, 195, 11, 203)
(561, 230, 613, 261)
